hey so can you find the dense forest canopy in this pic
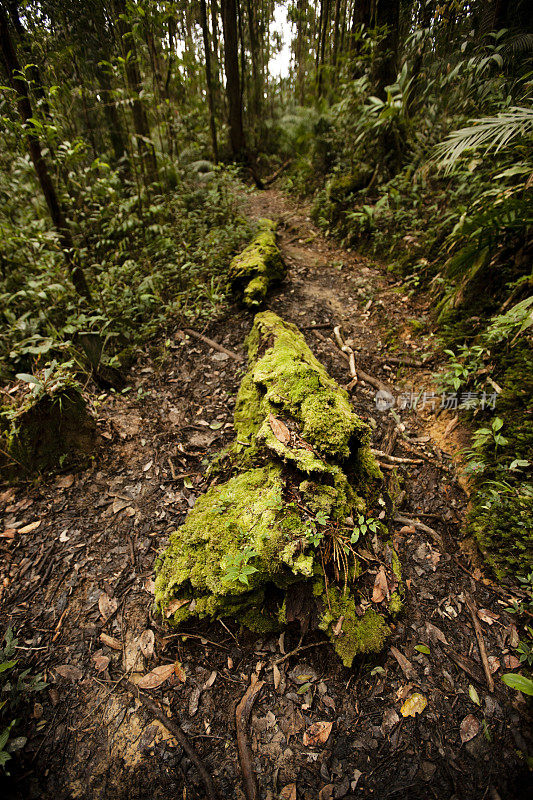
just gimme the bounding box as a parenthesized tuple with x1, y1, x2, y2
(0, 0, 532, 794)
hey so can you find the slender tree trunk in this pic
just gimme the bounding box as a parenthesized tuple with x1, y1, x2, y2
(317, 0, 330, 97)
(331, 0, 341, 70)
(374, 0, 400, 97)
(0, 6, 91, 300)
(221, 0, 246, 157)
(97, 65, 130, 170)
(246, 0, 262, 121)
(295, 0, 306, 105)
(113, 0, 157, 185)
(200, 0, 219, 162)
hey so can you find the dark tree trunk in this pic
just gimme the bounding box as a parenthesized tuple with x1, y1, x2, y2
(246, 0, 262, 120)
(97, 65, 130, 170)
(113, 0, 157, 184)
(374, 0, 400, 97)
(221, 0, 246, 157)
(0, 7, 91, 301)
(200, 0, 219, 162)
(295, 0, 306, 105)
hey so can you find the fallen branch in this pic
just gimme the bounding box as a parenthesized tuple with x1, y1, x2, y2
(125, 681, 220, 800)
(271, 640, 329, 667)
(235, 676, 265, 800)
(465, 593, 495, 692)
(393, 513, 444, 548)
(441, 643, 486, 686)
(333, 325, 357, 381)
(184, 328, 243, 362)
(371, 448, 423, 465)
(263, 159, 292, 186)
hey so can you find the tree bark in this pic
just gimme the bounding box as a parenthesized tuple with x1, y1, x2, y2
(200, 0, 219, 162)
(221, 0, 246, 157)
(113, 0, 157, 184)
(0, 6, 91, 301)
(374, 0, 400, 97)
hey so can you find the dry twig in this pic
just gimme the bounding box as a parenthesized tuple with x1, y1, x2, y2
(125, 681, 220, 800)
(184, 328, 243, 362)
(465, 593, 495, 692)
(235, 676, 265, 800)
(393, 513, 444, 548)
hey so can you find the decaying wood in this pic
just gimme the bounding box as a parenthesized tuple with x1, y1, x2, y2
(184, 328, 243, 362)
(263, 158, 292, 186)
(333, 325, 357, 380)
(371, 448, 423, 465)
(393, 513, 444, 548)
(235, 676, 265, 800)
(332, 327, 394, 394)
(465, 593, 495, 692)
(441, 643, 486, 686)
(271, 640, 328, 667)
(125, 681, 220, 800)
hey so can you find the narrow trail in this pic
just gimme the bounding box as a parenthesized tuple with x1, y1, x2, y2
(1, 189, 530, 800)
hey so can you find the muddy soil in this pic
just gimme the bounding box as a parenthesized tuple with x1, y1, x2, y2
(1, 189, 531, 800)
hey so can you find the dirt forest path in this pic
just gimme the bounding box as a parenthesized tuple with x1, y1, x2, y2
(1, 189, 531, 800)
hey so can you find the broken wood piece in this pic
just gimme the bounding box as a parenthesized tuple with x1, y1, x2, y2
(125, 681, 220, 800)
(184, 328, 243, 362)
(236, 676, 265, 800)
(465, 593, 495, 692)
(441, 643, 486, 686)
(390, 645, 418, 680)
(371, 449, 423, 465)
(393, 514, 444, 549)
(333, 325, 357, 380)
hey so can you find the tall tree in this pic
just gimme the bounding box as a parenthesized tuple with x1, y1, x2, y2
(112, 0, 158, 184)
(0, 5, 91, 300)
(200, 0, 219, 162)
(374, 0, 400, 96)
(220, 0, 246, 157)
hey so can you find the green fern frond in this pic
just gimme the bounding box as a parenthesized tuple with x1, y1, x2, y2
(434, 107, 533, 173)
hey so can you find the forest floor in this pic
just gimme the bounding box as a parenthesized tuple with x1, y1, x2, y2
(1, 188, 532, 800)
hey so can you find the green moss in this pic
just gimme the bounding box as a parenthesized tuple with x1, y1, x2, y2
(228, 219, 285, 307)
(468, 488, 533, 580)
(318, 585, 390, 667)
(154, 312, 399, 666)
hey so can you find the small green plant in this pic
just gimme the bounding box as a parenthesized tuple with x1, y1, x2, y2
(1, 628, 46, 773)
(221, 546, 259, 587)
(472, 416, 509, 450)
(15, 359, 78, 403)
(351, 514, 379, 544)
(437, 345, 488, 393)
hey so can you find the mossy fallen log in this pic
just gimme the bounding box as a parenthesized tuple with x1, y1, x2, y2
(228, 219, 285, 307)
(0, 382, 96, 478)
(155, 312, 402, 666)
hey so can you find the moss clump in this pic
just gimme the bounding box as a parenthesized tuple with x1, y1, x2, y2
(228, 219, 285, 307)
(468, 488, 533, 580)
(155, 312, 399, 666)
(318, 586, 390, 667)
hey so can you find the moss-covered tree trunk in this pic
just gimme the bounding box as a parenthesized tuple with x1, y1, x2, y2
(155, 313, 402, 667)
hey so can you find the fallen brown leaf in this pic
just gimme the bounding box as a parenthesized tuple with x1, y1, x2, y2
(303, 720, 333, 747)
(133, 663, 175, 689)
(165, 597, 189, 618)
(0, 529, 16, 539)
(280, 784, 297, 800)
(98, 593, 118, 621)
(372, 565, 389, 603)
(460, 714, 480, 743)
(100, 632, 122, 650)
(174, 661, 187, 683)
(56, 474, 75, 489)
(139, 629, 155, 658)
(93, 654, 110, 673)
(269, 413, 291, 445)
(19, 520, 41, 534)
(477, 608, 500, 625)
(55, 664, 83, 681)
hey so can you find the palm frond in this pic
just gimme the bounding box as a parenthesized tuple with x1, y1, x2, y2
(433, 107, 533, 173)
(502, 33, 533, 59)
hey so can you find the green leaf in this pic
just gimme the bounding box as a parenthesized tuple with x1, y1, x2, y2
(415, 644, 430, 655)
(209, 421, 223, 430)
(501, 673, 533, 695)
(468, 684, 481, 706)
(15, 373, 40, 385)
